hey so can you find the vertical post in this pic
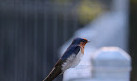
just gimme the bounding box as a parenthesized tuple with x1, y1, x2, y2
(91, 47, 131, 81)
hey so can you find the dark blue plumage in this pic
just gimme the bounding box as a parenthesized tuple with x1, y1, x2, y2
(61, 45, 80, 60)
(61, 38, 85, 60)
(72, 38, 85, 45)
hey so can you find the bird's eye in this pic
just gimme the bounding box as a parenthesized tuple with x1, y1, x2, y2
(82, 40, 86, 42)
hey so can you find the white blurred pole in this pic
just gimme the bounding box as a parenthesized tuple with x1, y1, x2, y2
(91, 47, 131, 81)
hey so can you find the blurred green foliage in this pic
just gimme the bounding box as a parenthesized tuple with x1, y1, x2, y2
(131, 0, 137, 3)
(77, 0, 103, 24)
(130, 0, 137, 81)
(54, 0, 104, 25)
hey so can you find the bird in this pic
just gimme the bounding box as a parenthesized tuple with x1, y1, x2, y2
(43, 38, 89, 81)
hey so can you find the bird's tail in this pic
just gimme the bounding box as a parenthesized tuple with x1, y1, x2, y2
(43, 67, 62, 81)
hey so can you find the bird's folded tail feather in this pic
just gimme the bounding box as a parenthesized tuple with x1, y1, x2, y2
(43, 66, 62, 81)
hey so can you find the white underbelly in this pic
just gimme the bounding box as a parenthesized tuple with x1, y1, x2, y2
(61, 51, 83, 71)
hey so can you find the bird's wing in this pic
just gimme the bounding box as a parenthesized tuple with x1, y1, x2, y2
(61, 45, 80, 60)
(43, 59, 63, 81)
(43, 46, 80, 81)
(43, 66, 61, 81)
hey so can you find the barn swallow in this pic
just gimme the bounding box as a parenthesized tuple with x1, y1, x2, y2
(43, 38, 89, 81)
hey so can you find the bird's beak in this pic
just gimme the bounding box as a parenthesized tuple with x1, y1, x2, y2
(87, 40, 90, 43)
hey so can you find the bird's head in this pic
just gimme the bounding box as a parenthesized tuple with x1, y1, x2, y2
(71, 38, 89, 47)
